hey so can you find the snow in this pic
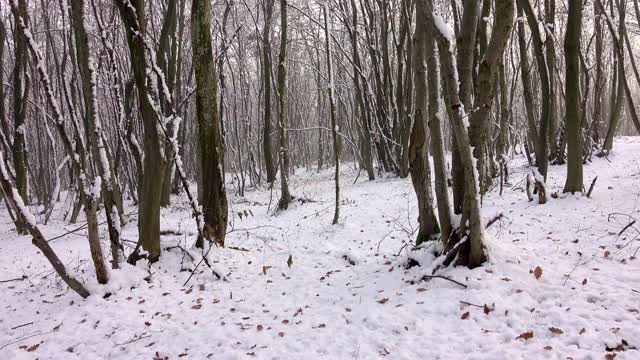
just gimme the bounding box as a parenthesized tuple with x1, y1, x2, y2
(432, 13, 455, 43)
(1, 138, 640, 359)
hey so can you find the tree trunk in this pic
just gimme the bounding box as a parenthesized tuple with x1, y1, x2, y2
(411, 0, 440, 246)
(563, 0, 584, 193)
(428, 6, 486, 268)
(191, 0, 229, 246)
(277, 0, 292, 210)
(469, 0, 515, 193)
(11, 0, 29, 235)
(323, 4, 341, 225)
(116, 0, 167, 263)
(262, 0, 276, 183)
(518, 0, 550, 180)
(70, 0, 123, 269)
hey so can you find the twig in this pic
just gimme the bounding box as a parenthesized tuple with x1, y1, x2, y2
(0, 275, 27, 283)
(618, 220, 637, 237)
(459, 300, 483, 308)
(0, 330, 53, 351)
(485, 213, 504, 229)
(586, 176, 598, 198)
(419, 274, 468, 289)
(115, 333, 152, 346)
(10, 322, 33, 330)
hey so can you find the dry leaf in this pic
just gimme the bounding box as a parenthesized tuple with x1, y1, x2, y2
(605, 354, 617, 360)
(257, 325, 263, 331)
(579, 328, 586, 335)
(533, 266, 543, 280)
(416, 288, 427, 292)
(483, 304, 493, 315)
(544, 346, 552, 350)
(377, 298, 389, 304)
(549, 327, 563, 335)
(191, 304, 202, 310)
(582, 278, 587, 285)
(26, 344, 40, 352)
(516, 331, 534, 340)
(461, 312, 470, 320)
(278, 332, 285, 337)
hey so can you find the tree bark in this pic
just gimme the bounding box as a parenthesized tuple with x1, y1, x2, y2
(410, 0, 440, 246)
(469, 0, 514, 193)
(323, 4, 341, 225)
(262, 0, 276, 183)
(11, 0, 29, 235)
(563, 0, 584, 193)
(277, 0, 292, 210)
(191, 0, 229, 246)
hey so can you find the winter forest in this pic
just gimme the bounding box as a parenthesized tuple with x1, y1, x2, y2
(1, 0, 639, 358)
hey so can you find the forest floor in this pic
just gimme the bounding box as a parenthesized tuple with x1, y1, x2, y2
(2, 138, 640, 360)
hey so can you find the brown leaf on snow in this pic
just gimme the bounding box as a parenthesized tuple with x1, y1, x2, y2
(516, 331, 534, 340)
(604, 251, 611, 258)
(416, 288, 427, 292)
(549, 327, 563, 335)
(544, 346, 552, 350)
(483, 304, 494, 315)
(377, 298, 389, 304)
(282, 319, 289, 324)
(26, 343, 40, 352)
(278, 332, 285, 337)
(191, 304, 202, 310)
(257, 325, 264, 331)
(582, 278, 588, 285)
(579, 328, 586, 335)
(531, 266, 543, 280)
(605, 353, 617, 360)
(461, 312, 470, 320)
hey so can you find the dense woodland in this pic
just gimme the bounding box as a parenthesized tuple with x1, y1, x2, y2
(0, 0, 639, 301)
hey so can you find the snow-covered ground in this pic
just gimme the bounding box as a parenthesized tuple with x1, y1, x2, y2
(2, 138, 640, 359)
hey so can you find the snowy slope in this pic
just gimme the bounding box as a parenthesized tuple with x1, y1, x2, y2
(1, 138, 639, 359)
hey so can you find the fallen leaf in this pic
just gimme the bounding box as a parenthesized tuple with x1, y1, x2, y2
(605, 354, 617, 360)
(191, 304, 202, 310)
(287, 255, 293, 268)
(604, 251, 611, 258)
(579, 328, 586, 335)
(533, 266, 543, 280)
(582, 278, 588, 285)
(278, 332, 285, 337)
(461, 312, 470, 320)
(516, 331, 534, 340)
(549, 327, 563, 335)
(483, 304, 493, 315)
(544, 346, 552, 350)
(416, 288, 427, 292)
(257, 325, 263, 331)
(377, 298, 389, 304)
(26, 344, 40, 352)
(282, 319, 289, 324)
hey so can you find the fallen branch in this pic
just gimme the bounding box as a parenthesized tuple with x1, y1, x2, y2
(419, 274, 468, 289)
(618, 220, 637, 237)
(10, 322, 33, 330)
(485, 213, 504, 229)
(586, 176, 598, 198)
(0, 275, 28, 283)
